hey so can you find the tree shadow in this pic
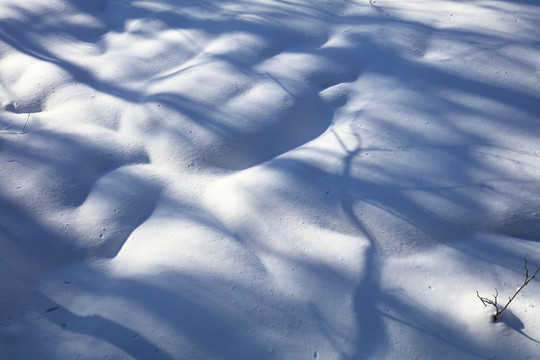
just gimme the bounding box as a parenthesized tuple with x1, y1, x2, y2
(33, 263, 310, 360)
(259, 134, 538, 358)
(36, 292, 174, 360)
(3, 0, 537, 170)
(1, 0, 539, 359)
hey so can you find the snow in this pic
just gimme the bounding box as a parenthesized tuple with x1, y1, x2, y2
(1, 0, 539, 359)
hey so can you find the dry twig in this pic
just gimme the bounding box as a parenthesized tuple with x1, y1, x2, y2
(22, 113, 30, 134)
(477, 258, 540, 322)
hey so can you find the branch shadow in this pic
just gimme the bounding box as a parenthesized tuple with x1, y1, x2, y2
(498, 309, 540, 345)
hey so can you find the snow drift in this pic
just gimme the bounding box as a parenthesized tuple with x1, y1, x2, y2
(1, 0, 539, 359)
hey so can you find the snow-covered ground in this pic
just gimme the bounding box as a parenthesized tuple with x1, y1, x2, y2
(1, 0, 539, 359)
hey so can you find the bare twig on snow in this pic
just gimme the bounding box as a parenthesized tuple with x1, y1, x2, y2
(477, 258, 540, 322)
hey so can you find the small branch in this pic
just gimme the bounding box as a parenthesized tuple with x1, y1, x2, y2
(22, 113, 30, 133)
(477, 258, 540, 321)
(477, 289, 499, 312)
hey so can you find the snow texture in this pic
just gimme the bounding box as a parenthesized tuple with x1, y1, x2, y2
(1, 0, 539, 359)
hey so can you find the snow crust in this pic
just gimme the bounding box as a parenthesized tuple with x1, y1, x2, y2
(1, 0, 539, 359)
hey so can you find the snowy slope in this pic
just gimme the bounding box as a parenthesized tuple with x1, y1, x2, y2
(1, 0, 540, 359)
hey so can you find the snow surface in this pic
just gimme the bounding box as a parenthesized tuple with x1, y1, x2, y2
(1, 0, 540, 359)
